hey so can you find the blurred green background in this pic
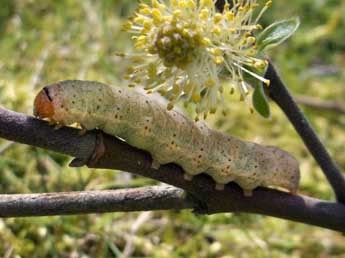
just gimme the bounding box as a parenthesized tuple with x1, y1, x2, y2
(0, 0, 345, 257)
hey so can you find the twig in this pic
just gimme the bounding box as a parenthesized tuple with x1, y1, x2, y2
(0, 186, 193, 217)
(295, 95, 345, 115)
(265, 62, 345, 203)
(1, 107, 345, 232)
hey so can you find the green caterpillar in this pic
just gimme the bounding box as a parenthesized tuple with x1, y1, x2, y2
(34, 80, 300, 196)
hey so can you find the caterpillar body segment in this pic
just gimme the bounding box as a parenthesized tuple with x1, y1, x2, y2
(34, 80, 300, 195)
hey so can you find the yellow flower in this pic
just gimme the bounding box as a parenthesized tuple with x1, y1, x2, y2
(120, 0, 273, 118)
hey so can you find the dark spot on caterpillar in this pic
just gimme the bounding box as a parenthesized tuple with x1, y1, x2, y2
(254, 165, 258, 168)
(173, 134, 177, 137)
(226, 165, 230, 169)
(198, 155, 202, 158)
(118, 90, 122, 93)
(120, 116, 123, 119)
(98, 98, 102, 102)
(144, 126, 148, 130)
(200, 148, 204, 151)
(72, 101, 75, 104)
(115, 115, 118, 119)
(60, 104, 64, 108)
(228, 159, 232, 162)
(145, 100, 149, 104)
(171, 141, 175, 145)
(117, 107, 120, 111)
(73, 94, 76, 98)
(96, 105, 100, 110)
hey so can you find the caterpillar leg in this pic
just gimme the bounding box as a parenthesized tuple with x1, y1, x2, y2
(215, 183, 225, 191)
(54, 124, 64, 130)
(88, 132, 106, 167)
(78, 124, 88, 135)
(243, 189, 253, 197)
(289, 188, 298, 195)
(184, 173, 194, 181)
(151, 160, 161, 170)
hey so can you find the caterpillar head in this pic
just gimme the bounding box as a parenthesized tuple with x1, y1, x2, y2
(34, 82, 73, 125)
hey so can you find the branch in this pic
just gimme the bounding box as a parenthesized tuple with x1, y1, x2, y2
(295, 95, 345, 115)
(1, 107, 345, 232)
(0, 186, 195, 217)
(265, 62, 345, 203)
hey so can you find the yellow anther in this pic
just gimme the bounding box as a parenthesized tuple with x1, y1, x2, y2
(178, 0, 187, 9)
(173, 10, 182, 17)
(200, 8, 209, 20)
(214, 56, 224, 64)
(210, 107, 217, 114)
(212, 26, 221, 35)
(255, 24, 263, 30)
(214, 13, 223, 23)
(201, 37, 211, 46)
(187, 0, 196, 9)
(140, 7, 152, 15)
(115, 52, 126, 57)
(205, 79, 215, 88)
(143, 20, 152, 29)
(134, 16, 145, 24)
(200, 0, 213, 7)
(225, 11, 234, 21)
(122, 21, 133, 31)
(247, 36, 256, 44)
(192, 93, 201, 102)
(209, 47, 222, 56)
(167, 102, 174, 110)
(134, 78, 141, 84)
(152, 8, 162, 22)
(172, 84, 180, 93)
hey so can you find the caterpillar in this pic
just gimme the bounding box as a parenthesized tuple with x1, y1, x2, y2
(33, 80, 300, 196)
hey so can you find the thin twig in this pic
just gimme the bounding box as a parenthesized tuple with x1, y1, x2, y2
(1, 107, 345, 232)
(0, 186, 194, 217)
(265, 62, 345, 203)
(295, 95, 345, 115)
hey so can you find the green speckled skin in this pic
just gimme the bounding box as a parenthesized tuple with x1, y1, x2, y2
(42, 80, 300, 194)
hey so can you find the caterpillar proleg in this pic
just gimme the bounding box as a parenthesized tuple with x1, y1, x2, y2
(34, 80, 300, 196)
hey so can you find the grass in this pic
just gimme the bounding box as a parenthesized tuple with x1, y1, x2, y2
(0, 0, 345, 257)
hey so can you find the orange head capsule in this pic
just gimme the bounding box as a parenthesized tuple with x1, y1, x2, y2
(33, 87, 55, 119)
